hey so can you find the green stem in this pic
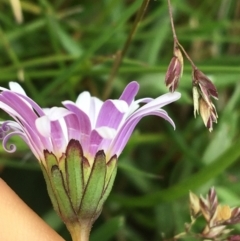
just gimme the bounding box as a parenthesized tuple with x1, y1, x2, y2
(167, 0, 196, 69)
(102, 0, 150, 99)
(167, 0, 177, 40)
(177, 41, 197, 69)
(66, 221, 91, 241)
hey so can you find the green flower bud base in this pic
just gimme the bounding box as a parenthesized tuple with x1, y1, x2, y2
(40, 139, 117, 241)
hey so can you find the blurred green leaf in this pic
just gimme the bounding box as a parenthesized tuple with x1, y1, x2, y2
(112, 139, 240, 207)
(48, 18, 83, 56)
(90, 216, 124, 241)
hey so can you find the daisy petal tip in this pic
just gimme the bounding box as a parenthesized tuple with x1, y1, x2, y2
(9, 82, 26, 95)
(170, 91, 181, 100)
(126, 81, 140, 93)
(169, 119, 176, 130)
(35, 116, 51, 137)
(130, 80, 140, 87)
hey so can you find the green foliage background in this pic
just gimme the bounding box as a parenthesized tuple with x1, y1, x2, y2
(1, 0, 240, 240)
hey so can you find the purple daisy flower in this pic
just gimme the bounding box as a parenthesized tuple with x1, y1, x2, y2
(0, 81, 180, 240)
(0, 81, 180, 165)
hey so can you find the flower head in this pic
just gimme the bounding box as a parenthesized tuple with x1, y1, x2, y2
(0, 81, 180, 240)
(0, 81, 180, 164)
(165, 46, 183, 92)
(192, 69, 218, 131)
(189, 191, 201, 218)
(188, 187, 240, 240)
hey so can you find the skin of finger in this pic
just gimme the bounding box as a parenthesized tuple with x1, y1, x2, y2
(0, 179, 65, 241)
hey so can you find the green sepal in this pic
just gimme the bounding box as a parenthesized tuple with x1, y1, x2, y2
(79, 150, 106, 220)
(104, 155, 117, 190)
(65, 140, 84, 212)
(96, 158, 117, 214)
(40, 161, 61, 216)
(58, 154, 68, 190)
(82, 157, 91, 186)
(51, 165, 76, 222)
(41, 142, 117, 232)
(45, 150, 58, 173)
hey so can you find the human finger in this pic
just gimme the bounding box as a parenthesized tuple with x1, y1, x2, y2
(0, 178, 65, 241)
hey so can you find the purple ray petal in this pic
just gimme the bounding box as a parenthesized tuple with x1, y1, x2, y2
(35, 116, 51, 137)
(0, 101, 51, 155)
(75, 91, 91, 114)
(0, 92, 38, 125)
(63, 101, 92, 135)
(119, 81, 139, 105)
(2, 131, 25, 153)
(96, 100, 128, 129)
(9, 82, 27, 95)
(50, 120, 67, 157)
(0, 92, 48, 149)
(88, 130, 103, 158)
(90, 97, 103, 125)
(64, 113, 81, 141)
(75, 92, 103, 127)
(95, 126, 116, 140)
(110, 109, 174, 156)
(108, 92, 180, 156)
(125, 97, 153, 117)
(134, 92, 181, 113)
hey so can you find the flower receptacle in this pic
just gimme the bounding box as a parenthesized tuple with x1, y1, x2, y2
(40, 139, 117, 241)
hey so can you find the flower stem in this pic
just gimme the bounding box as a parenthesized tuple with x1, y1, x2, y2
(167, 0, 177, 40)
(167, 0, 197, 69)
(66, 221, 91, 241)
(177, 42, 197, 69)
(102, 0, 150, 100)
